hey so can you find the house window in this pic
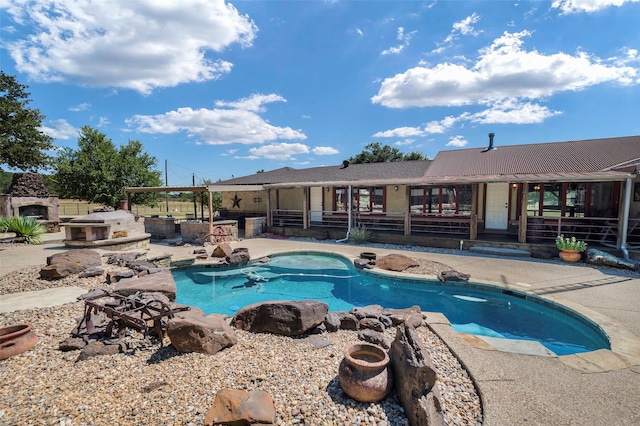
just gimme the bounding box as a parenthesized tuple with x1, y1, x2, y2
(542, 183, 563, 216)
(565, 183, 586, 217)
(410, 185, 471, 214)
(353, 186, 385, 212)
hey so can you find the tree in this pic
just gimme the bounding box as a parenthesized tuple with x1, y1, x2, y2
(348, 142, 427, 164)
(52, 126, 162, 208)
(0, 72, 54, 172)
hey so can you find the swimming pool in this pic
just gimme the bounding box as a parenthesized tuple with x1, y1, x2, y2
(172, 252, 610, 356)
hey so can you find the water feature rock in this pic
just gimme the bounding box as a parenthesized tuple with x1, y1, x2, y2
(438, 270, 471, 282)
(359, 318, 385, 332)
(390, 323, 443, 426)
(112, 270, 177, 301)
(226, 251, 250, 265)
(351, 304, 384, 319)
(231, 300, 328, 336)
(585, 248, 638, 270)
(381, 306, 422, 326)
(324, 312, 341, 332)
(40, 249, 103, 279)
(204, 389, 275, 425)
(354, 258, 374, 269)
(168, 314, 237, 354)
(212, 243, 233, 258)
(376, 254, 419, 272)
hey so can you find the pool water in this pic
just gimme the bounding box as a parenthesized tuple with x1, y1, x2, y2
(172, 253, 610, 355)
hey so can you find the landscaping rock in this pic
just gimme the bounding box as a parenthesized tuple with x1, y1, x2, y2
(167, 314, 237, 355)
(40, 249, 102, 279)
(106, 270, 135, 284)
(324, 312, 341, 332)
(353, 258, 374, 269)
(585, 248, 638, 270)
(204, 389, 275, 426)
(351, 304, 383, 320)
(358, 329, 391, 349)
(390, 323, 443, 426)
(382, 306, 422, 326)
(231, 300, 328, 336)
(226, 251, 250, 265)
(376, 254, 419, 272)
(112, 270, 177, 301)
(76, 340, 124, 361)
(212, 243, 233, 258)
(438, 270, 471, 282)
(359, 318, 385, 332)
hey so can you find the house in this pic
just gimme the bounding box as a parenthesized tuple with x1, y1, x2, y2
(210, 135, 640, 255)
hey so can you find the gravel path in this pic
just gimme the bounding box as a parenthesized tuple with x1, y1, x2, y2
(0, 251, 482, 426)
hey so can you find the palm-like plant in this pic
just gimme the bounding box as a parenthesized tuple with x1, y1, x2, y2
(1, 216, 46, 244)
(349, 225, 372, 244)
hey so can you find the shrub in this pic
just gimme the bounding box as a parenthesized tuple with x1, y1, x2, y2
(349, 225, 372, 244)
(1, 216, 46, 244)
(555, 234, 587, 252)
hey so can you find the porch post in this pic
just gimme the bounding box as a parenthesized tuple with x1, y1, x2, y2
(519, 183, 528, 243)
(619, 177, 633, 258)
(404, 185, 411, 236)
(470, 184, 478, 240)
(266, 189, 272, 227)
(208, 190, 213, 243)
(303, 187, 309, 229)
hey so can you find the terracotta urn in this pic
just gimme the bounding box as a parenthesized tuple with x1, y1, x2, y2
(0, 323, 39, 360)
(559, 250, 582, 263)
(338, 343, 393, 402)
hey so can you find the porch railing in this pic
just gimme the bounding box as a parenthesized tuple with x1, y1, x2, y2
(410, 213, 472, 236)
(526, 216, 619, 246)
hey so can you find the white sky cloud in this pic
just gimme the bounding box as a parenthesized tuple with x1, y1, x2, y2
(312, 146, 340, 155)
(245, 143, 310, 160)
(446, 135, 468, 147)
(468, 99, 562, 124)
(444, 13, 481, 43)
(40, 119, 79, 139)
(372, 30, 637, 108)
(3, 0, 257, 94)
(394, 138, 415, 146)
(69, 102, 90, 112)
(96, 117, 110, 127)
(552, 0, 639, 13)
(125, 93, 306, 145)
(381, 27, 416, 56)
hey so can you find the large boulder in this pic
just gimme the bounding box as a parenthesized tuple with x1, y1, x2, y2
(226, 251, 250, 265)
(40, 249, 103, 279)
(204, 389, 275, 426)
(585, 248, 638, 270)
(389, 323, 444, 426)
(231, 300, 328, 336)
(376, 254, 419, 272)
(168, 314, 237, 354)
(112, 270, 177, 301)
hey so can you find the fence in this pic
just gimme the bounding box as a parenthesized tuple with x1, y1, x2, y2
(58, 200, 209, 218)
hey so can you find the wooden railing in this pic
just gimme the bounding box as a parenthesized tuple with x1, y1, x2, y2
(410, 214, 472, 236)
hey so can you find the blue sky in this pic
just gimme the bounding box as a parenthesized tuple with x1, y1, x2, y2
(1, 0, 639, 186)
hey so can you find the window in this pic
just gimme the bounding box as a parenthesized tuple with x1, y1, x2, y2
(565, 183, 586, 217)
(410, 185, 472, 214)
(335, 186, 385, 212)
(542, 183, 562, 216)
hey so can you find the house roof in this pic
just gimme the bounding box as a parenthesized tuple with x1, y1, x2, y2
(216, 160, 432, 186)
(424, 135, 640, 182)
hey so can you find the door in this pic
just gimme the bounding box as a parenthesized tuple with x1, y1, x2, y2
(485, 182, 509, 230)
(310, 186, 323, 222)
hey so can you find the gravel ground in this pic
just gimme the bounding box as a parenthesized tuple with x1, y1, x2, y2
(0, 250, 482, 426)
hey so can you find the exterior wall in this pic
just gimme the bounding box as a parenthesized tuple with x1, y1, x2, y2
(180, 220, 238, 243)
(278, 188, 304, 209)
(221, 190, 268, 213)
(245, 216, 266, 238)
(145, 216, 176, 239)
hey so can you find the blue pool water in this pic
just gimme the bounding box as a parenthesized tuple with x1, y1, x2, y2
(172, 253, 610, 355)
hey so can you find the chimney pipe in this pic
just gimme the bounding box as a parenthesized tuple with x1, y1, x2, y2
(482, 133, 496, 152)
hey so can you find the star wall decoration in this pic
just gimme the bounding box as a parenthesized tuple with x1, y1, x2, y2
(232, 193, 242, 208)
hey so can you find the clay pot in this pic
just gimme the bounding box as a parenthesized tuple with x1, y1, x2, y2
(338, 343, 393, 402)
(0, 323, 39, 360)
(559, 250, 582, 263)
(360, 252, 377, 261)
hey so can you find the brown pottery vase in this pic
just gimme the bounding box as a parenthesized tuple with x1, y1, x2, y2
(559, 250, 582, 263)
(0, 323, 39, 360)
(338, 343, 393, 402)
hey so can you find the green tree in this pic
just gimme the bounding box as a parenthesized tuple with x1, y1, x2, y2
(0, 72, 54, 172)
(348, 142, 427, 164)
(53, 126, 162, 208)
(201, 178, 222, 212)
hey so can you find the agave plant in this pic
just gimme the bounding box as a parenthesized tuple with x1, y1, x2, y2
(349, 225, 372, 244)
(3, 216, 46, 244)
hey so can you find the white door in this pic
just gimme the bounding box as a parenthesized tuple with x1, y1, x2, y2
(485, 182, 509, 230)
(310, 187, 323, 222)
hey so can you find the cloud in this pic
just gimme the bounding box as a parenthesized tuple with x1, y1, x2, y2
(381, 26, 417, 56)
(446, 135, 468, 147)
(96, 117, 110, 127)
(467, 99, 562, 124)
(39, 119, 79, 139)
(3, 0, 257, 94)
(552, 0, 639, 13)
(373, 116, 458, 139)
(69, 102, 91, 112)
(444, 13, 481, 44)
(246, 143, 310, 160)
(312, 146, 339, 155)
(372, 30, 637, 108)
(394, 138, 415, 146)
(126, 93, 306, 145)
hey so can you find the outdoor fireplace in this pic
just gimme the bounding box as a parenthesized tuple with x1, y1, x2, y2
(0, 173, 60, 232)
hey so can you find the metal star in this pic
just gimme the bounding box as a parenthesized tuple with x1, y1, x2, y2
(232, 193, 242, 208)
